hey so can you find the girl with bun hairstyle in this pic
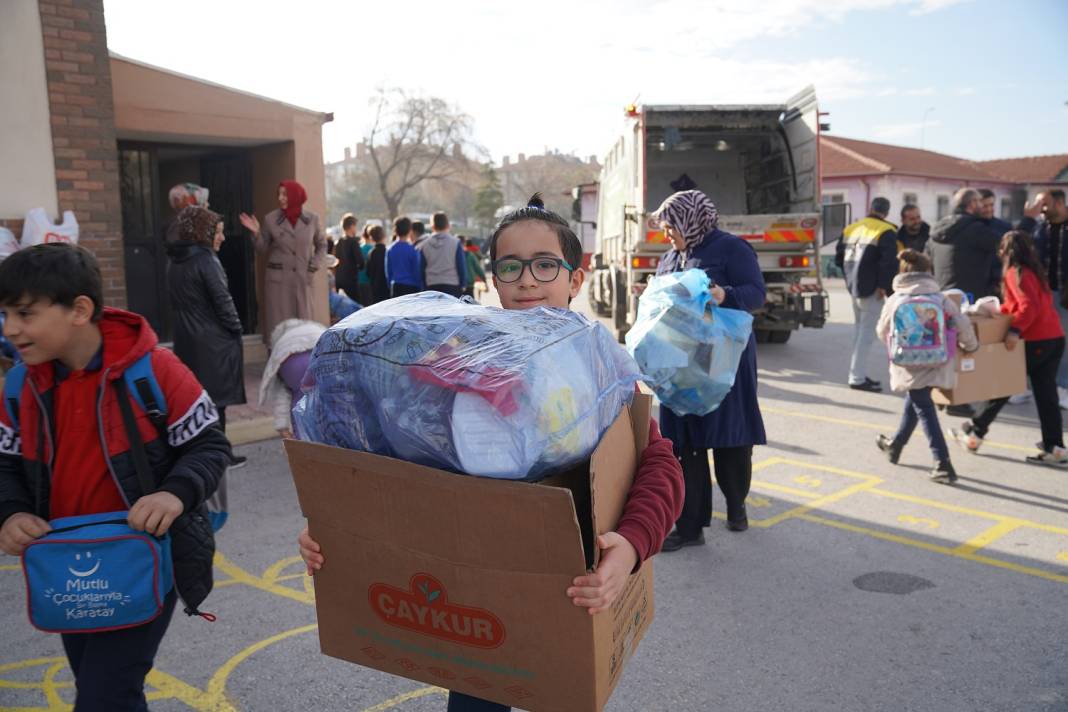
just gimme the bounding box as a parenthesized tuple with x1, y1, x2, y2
(875, 249, 978, 483)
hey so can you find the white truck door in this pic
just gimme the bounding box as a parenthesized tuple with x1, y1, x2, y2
(783, 86, 820, 213)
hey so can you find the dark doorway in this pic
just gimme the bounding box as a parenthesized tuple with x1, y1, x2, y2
(119, 147, 169, 338)
(200, 155, 257, 335)
(117, 142, 259, 341)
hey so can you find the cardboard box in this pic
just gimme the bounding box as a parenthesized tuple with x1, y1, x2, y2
(285, 395, 655, 712)
(933, 343, 1026, 405)
(968, 312, 1013, 345)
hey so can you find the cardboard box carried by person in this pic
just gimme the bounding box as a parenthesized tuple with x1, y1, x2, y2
(933, 343, 1026, 405)
(285, 394, 655, 712)
(969, 313, 1013, 345)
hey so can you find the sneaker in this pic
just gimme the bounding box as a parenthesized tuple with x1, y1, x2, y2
(876, 434, 902, 464)
(661, 531, 706, 552)
(229, 455, 248, 470)
(948, 427, 982, 454)
(849, 378, 882, 393)
(930, 460, 958, 484)
(1008, 392, 1032, 405)
(1025, 446, 1068, 466)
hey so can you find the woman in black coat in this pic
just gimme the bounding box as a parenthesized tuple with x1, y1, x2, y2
(167, 206, 247, 433)
(654, 190, 767, 551)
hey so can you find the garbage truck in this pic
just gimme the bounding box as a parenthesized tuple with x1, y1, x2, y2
(587, 86, 828, 344)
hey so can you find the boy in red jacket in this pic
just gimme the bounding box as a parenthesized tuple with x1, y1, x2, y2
(298, 195, 685, 712)
(0, 243, 231, 710)
(950, 230, 1067, 464)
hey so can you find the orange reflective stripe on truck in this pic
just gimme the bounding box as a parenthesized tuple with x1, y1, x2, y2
(764, 229, 816, 243)
(644, 231, 670, 244)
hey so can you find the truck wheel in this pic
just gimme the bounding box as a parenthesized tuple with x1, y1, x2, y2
(594, 275, 611, 316)
(768, 330, 791, 344)
(754, 329, 771, 344)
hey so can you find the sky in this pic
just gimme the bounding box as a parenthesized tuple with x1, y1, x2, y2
(101, 0, 1068, 166)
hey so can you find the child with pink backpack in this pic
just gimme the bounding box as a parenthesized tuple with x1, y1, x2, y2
(875, 250, 979, 483)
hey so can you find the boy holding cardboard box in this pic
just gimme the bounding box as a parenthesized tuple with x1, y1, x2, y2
(298, 195, 684, 711)
(950, 230, 1067, 465)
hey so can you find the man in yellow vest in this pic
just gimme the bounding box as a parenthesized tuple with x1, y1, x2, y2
(835, 197, 899, 392)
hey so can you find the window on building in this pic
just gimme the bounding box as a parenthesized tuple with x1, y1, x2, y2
(936, 195, 950, 219)
(822, 193, 845, 204)
(903, 192, 918, 207)
(1000, 198, 1012, 220)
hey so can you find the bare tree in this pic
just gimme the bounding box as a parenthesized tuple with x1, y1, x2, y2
(365, 88, 482, 219)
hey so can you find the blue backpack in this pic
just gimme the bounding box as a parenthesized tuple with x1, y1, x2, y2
(3, 352, 228, 531)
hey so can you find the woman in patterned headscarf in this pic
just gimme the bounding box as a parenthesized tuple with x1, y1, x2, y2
(653, 190, 767, 549)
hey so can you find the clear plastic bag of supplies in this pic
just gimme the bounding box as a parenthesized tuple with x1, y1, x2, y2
(625, 269, 753, 417)
(293, 292, 641, 480)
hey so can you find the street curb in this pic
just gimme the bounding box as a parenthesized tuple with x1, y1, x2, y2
(227, 416, 278, 446)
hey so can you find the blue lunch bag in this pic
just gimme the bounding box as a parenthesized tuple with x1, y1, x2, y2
(22, 511, 174, 633)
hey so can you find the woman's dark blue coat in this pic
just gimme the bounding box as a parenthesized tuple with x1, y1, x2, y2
(656, 228, 767, 450)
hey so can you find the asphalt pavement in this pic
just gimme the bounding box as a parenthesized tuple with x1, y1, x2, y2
(1, 280, 1066, 711)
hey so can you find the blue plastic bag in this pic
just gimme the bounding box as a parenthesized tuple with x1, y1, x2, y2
(293, 292, 641, 480)
(625, 269, 753, 416)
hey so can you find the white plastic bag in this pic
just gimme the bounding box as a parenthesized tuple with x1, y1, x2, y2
(0, 228, 18, 261)
(20, 208, 78, 247)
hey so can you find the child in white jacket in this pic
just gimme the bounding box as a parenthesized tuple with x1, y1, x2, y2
(259, 319, 325, 438)
(874, 250, 979, 483)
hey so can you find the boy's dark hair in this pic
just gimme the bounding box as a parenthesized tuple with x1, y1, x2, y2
(341, 213, 358, 231)
(432, 212, 449, 231)
(368, 225, 385, 243)
(0, 242, 104, 321)
(870, 197, 891, 217)
(489, 193, 583, 269)
(900, 203, 919, 218)
(977, 188, 995, 200)
(1050, 189, 1066, 204)
(393, 216, 412, 237)
(411, 221, 426, 237)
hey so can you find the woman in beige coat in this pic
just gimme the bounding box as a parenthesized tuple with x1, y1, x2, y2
(874, 250, 979, 483)
(239, 180, 326, 340)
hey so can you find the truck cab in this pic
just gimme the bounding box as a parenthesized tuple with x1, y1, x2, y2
(588, 86, 828, 343)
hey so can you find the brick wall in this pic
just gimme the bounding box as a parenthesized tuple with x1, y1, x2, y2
(0, 220, 24, 241)
(37, 0, 126, 307)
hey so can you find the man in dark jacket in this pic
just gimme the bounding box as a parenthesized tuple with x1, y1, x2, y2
(924, 187, 1001, 300)
(897, 204, 930, 253)
(836, 197, 898, 392)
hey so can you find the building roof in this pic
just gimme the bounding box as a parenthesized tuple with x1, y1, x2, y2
(821, 136, 1011, 183)
(976, 155, 1068, 184)
(109, 51, 332, 121)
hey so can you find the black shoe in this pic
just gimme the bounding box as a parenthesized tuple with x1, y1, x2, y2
(945, 404, 975, 418)
(930, 460, 958, 484)
(229, 455, 248, 470)
(850, 378, 882, 393)
(726, 504, 748, 532)
(876, 434, 902, 464)
(661, 531, 706, 552)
